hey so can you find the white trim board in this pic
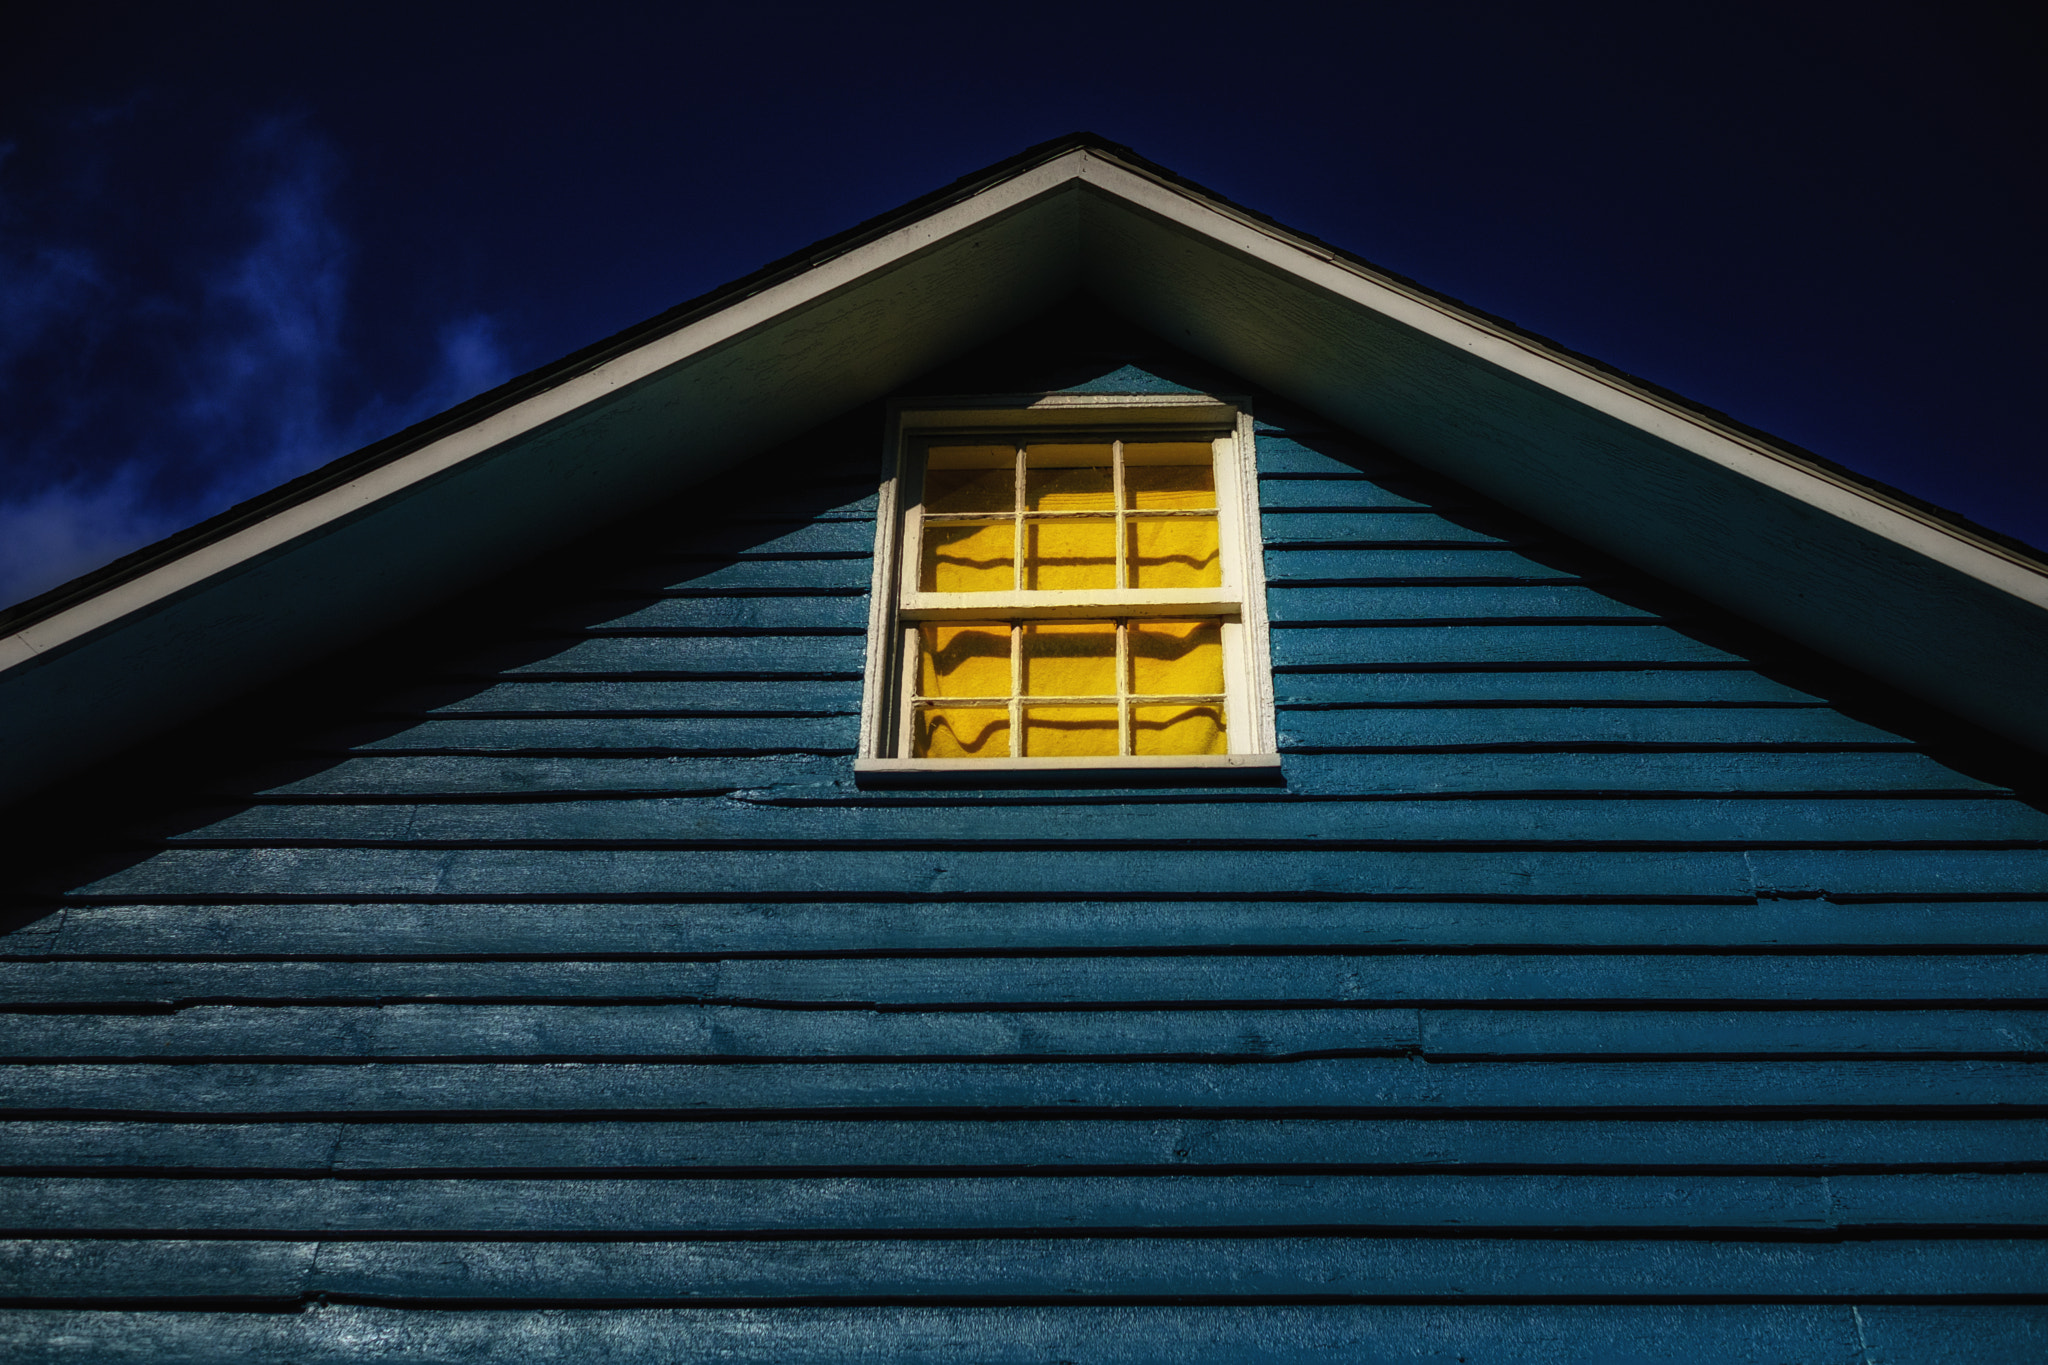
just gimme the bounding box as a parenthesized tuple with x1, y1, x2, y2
(4, 140, 2045, 806)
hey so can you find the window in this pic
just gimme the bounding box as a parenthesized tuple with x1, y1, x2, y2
(857, 396, 1278, 783)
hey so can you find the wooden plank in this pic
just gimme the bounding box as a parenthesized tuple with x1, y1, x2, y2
(524, 596, 870, 632)
(0, 1008, 374, 1060)
(27, 900, 2048, 959)
(321, 1116, 2048, 1173)
(187, 749, 2001, 800)
(3, 1058, 2040, 1117)
(49, 846, 2048, 901)
(365, 679, 865, 716)
(1257, 480, 1435, 510)
(1276, 707, 1911, 748)
(1748, 849, 2048, 899)
(4, 953, 2036, 1009)
(6, 1005, 2038, 1064)
(8, 1172, 2043, 1237)
(40, 847, 1769, 900)
(1831, 1172, 2048, 1229)
(0, 1005, 1422, 1062)
(1255, 435, 1412, 477)
(0, 1308, 303, 1362)
(0, 1303, 1895, 1364)
(197, 754, 850, 798)
(1268, 585, 1657, 621)
(1273, 670, 1825, 705)
(1281, 751, 2003, 795)
(301, 1237, 2048, 1301)
(1855, 1306, 2048, 1362)
(8, 1117, 2037, 1175)
(1419, 1010, 2048, 1060)
(142, 795, 2048, 847)
(1260, 512, 1515, 545)
(4, 1237, 2040, 1305)
(298, 716, 858, 755)
(0, 1122, 342, 1171)
(1272, 625, 1748, 668)
(0, 1172, 1866, 1234)
(1265, 547, 1583, 582)
(0, 1238, 311, 1301)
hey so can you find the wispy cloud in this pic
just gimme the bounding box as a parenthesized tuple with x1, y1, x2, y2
(0, 113, 512, 610)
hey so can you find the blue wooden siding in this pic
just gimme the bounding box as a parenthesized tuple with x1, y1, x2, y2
(1, 352, 2045, 1361)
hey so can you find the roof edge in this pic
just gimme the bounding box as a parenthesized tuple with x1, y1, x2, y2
(1072, 144, 2048, 582)
(0, 132, 1125, 640)
(8, 130, 2042, 647)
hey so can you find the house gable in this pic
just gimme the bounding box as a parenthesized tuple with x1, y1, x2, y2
(2, 315, 2044, 1356)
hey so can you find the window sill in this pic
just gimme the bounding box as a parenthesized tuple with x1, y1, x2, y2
(853, 754, 1284, 789)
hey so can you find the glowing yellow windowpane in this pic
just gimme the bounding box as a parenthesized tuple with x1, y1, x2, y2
(924, 465, 1014, 514)
(1133, 704, 1226, 756)
(1127, 516, 1220, 588)
(918, 707, 1011, 759)
(921, 522, 1014, 593)
(1131, 619, 1224, 695)
(1024, 446, 1114, 510)
(1123, 463, 1216, 509)
(920, 624, 1012, 698)
(1024, 519, 1116, 590)
(1022, 621, 1117, 697)
(1023, 705, 1119, 757)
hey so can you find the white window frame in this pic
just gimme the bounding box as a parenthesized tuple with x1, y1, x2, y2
(855, 393, 1280, 785)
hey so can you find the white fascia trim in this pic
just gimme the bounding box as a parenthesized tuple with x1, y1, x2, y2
(1074, 153, 2048, 611)
(0, 150, 1102, 679)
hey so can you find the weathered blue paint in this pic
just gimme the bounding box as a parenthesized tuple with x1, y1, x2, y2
(0, 333, 2042, 1361)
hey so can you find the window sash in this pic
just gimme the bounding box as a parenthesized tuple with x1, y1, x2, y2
(902, 435, 1234, 607)
(899, 617, 1235, 760)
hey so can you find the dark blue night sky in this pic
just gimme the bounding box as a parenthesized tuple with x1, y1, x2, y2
(1, 2, 2039, 610)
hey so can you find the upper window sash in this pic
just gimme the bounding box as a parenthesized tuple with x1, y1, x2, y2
(899, 429, 1243, 615)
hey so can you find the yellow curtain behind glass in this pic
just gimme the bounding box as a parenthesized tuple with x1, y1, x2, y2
(1132, 619, 1226, 755)
(922, 523, 1013, 593)
(1133, 703, 1225, 755)
(919, 708, 1010, 758)
(1125, 462, 1218, 588)
(1132, 620, 1224, 694)
(1022, 621, 1116, 697)
(920, 624, 1010, 697)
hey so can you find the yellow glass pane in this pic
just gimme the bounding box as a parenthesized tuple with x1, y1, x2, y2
(1021, 621, 1117, 698)
(1024, 518, 1116, 590)
(919, 623, 1012, 698)
(1023, 705, 1119, 757)
(1123, 464, 1216, 510)
(1133, 703, 1226, 756)
(921, 522, 1014, 593)
(1023, 445, 1114, 511)
(924, 465, 1014, 514)
(1127, 515, 1220, 588)
(917, 706, 1011, 759)
(1131, 619, 1224, 695)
